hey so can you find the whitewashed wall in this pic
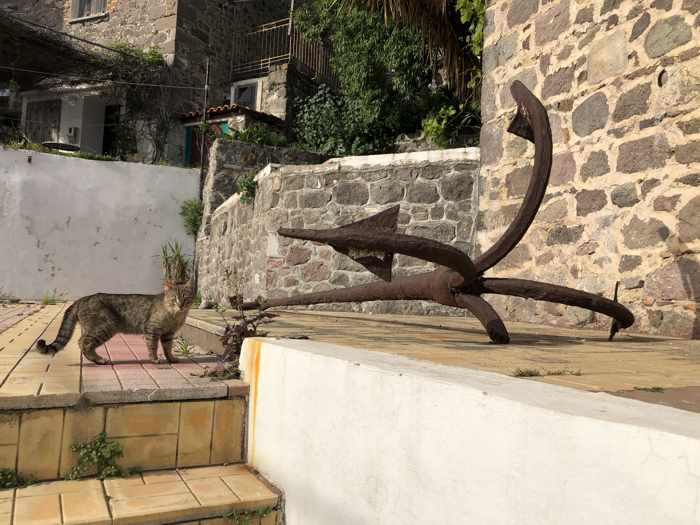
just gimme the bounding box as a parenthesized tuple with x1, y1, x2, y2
(0, 148, 198, 300)
(241, 338, 700, 525)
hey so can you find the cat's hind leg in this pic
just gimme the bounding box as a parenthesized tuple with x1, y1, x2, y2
(78, 310, 115, 365)
(78, 332, 112, 365)
(161, 333, 180, 364)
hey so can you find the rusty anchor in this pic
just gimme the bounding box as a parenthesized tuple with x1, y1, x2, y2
(242, 81, 635, 343)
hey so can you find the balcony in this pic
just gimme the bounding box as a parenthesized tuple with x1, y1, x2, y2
(230, 18, 334, 84)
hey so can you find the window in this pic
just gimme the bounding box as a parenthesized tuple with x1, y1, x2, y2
(71, 0, 107, 20)
(231, 80, 261, 110)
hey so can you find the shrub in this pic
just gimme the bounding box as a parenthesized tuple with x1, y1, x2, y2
(180, 199, 203, 237)
(237, 174, 257, 205)
(226, 124, 287, 147)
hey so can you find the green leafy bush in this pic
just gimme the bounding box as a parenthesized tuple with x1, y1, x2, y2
(237, 174, 257, 205)
(422, 101, 481, 147)
(180, 199, 203, 237)
(0, 468, 33, 489)
(66, 432, 127, 480)
(226, 124, 287, 147)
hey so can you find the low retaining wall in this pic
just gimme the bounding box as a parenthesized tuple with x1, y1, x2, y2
(0, 149, 198, 299)
(197, 148, 480, 315)
(241, 337, 700, 525)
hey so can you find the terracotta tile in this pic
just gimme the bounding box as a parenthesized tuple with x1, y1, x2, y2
(221, 474, 278, 507)
(17, 409, 63, 480)
(110, 492, 201, 525)
(178, 464, 248, 481)
(178, 401, 214, 467)
(106, 403, 180, 437)
(112, 435, 178, 471)
(0, 445, 16, 471)
(61, 490, 111, 525)
(13, 494, 61, 525)
(0, 414, 19, 445)
(211, 399, 245, 464)
(59, 406, 105, 478)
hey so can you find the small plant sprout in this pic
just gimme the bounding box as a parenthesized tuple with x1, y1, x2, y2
(224, 505, 277, 524)
(160, 241, 191, 284)
(512, 368, 542, 378)
(0, 468, 34, 489)
(175, 336, 194, 357)
(41, 289, 64, 305)
(634, 386, 665, 393)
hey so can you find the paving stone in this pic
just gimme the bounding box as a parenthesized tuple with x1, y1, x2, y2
(645, 256, 699, 301)
(546, 225, 584, 245)
(550, 152, 576, 186)
(407, 182, 439, 204)
(645, 16, 693, 58)
(333, 181, 369, 205)
(630, 12, 651, 41)
(543, 67, 575, 99)
(580, 151, 610, 181)
(676, 141, 700, 164)
(211, 399, 245, 464)
(106, 402, 180, 437)
(221, 475, 278, 507)
(17, 409, 63, 480)
(59, 407, 105, 478)
(13, 494, 61, 525)
(439, 173, 474, 202)
(370, 180, 404, 204)
(619, 255, 642, 273)
(575, 6, 593, 24)
(507, 0, 538, 27)
(653, 195, 681, 212)
(572, 93, 609, 136)
(601, 0, 621, 14)
(113, 435, 178, 471)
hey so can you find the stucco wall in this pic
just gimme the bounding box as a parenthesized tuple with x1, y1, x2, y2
(0, 148, 197, 300)
(197, 145, 480, 315)
(479, 0, 700, 338)
(241, 337, 700, 525)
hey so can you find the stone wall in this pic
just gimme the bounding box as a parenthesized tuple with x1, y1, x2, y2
(480, 0, 700, 338)
(197, 146, 481, 315)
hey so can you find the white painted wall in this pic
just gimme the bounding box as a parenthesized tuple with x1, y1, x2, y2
(241, 338, 700, 525)
(0, 148, 198, 299)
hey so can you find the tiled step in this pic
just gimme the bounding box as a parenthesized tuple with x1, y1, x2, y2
(3, 465, 280, 525)
(0, 308, 249, 482)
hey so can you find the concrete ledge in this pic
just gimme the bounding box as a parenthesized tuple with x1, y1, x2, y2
(241, 337, 700, 525)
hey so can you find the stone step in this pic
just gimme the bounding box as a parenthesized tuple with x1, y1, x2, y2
(0, 308, 249, 482)
(3, 465, 280, 525)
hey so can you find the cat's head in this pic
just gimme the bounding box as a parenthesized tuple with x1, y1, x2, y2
(163, 280, 195, 310)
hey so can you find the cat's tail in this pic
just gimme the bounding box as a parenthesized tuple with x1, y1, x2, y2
(36, 302, 79, 354)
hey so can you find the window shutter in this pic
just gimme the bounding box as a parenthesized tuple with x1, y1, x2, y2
(96, 0, 107, 13)
(71, 0, 80, 18)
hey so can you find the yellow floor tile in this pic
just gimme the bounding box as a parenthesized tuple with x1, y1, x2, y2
(211, 399, 244, 464)
(0, 445, 16, 471)
(17, 409, 63, 480)
(221, 475, 278, 507)
(141, 470, 182, 485)
(0, 414, 19, 445)
(103, 475, 145, 495)
(61, 490, 111, 525)
(112, 434, 178, 471)
(107, 480, 190, 501)
(178, 465, 249, 481)
(110, 492, 201, 525)
(13, 494, 61, 525)
(15, 478, 102, 498)
(59, 407, 105, 477)
(178, 401, 214, 467)
(186, 476, 240, 509)
(106, 403, 180, 437)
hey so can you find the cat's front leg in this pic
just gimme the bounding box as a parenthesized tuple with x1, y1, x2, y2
(144, 333, 162, 364)
(161, 333, 180, 364)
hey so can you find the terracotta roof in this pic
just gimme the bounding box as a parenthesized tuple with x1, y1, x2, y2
(179, 102, 285, 128)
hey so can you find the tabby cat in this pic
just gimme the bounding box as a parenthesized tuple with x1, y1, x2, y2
(36, 281, 195, 365)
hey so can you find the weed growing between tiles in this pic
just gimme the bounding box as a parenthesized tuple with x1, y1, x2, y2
(194, 269, 275, 381)
(65, 432, 139, 480)
(175, 335, 195, 357)
(224, 505, 277, 524)
(0, 468, 34, 489)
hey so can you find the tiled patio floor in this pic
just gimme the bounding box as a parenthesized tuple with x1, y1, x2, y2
(2, 464, 278, 525)
(189, 308, 700, 413)
(0, 306, 245, 410)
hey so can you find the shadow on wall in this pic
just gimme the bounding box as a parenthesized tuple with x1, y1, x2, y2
(658, 234, 699, 339)
(680, 248, 700, 339)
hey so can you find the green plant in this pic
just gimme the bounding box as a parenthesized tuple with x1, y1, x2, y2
(160, 241, 191, 284)
(237, 174, 257, 205)
(544, 369, 582, 377)
(175, 336, 194, 357)
(422, 101, 481, 147)
(512, 368, 542, 378)
(224, 506, 276, 524)
(180, 199, 203, 237)
(41, 289, 63, 305)
(0, 468, 34, 489)
(226, 124, 287, 147)
(66, 432, 126, 480)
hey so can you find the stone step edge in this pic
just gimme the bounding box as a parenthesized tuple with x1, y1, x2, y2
(5, 464, 281, 525)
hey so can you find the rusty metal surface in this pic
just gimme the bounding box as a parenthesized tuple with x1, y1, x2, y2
(242, 81, 635, 344)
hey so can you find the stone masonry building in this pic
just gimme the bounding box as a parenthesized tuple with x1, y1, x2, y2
(479, 0, 699, 337)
